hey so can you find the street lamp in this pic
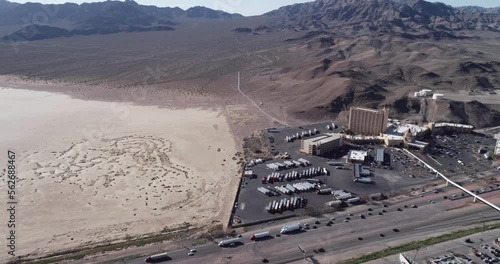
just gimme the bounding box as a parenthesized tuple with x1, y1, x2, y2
(298, 245, 306, 262)
(478, 213, 486, 229)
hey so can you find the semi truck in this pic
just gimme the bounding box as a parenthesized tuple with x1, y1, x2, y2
(317, 188, 332, 195)
(280, 224, 302, 234)
(258, 187, 270, 196)
(145, 252, 170, 263)
(218, 238, 240, 247)
(250, 231, 270, 241)
(307, 179, 321, 184)
(347, 197, 361, 204)
(354, 178, 375, 184)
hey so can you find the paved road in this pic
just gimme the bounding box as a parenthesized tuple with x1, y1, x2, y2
(120, 189, 500, 264)
(235, 71, 290, 127)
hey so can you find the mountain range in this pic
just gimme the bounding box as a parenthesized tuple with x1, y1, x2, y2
(0, 0, 242, 40)
(2, 0, 500, 41)
(262, 0, 500, 34)
(0, 0, 500, 128)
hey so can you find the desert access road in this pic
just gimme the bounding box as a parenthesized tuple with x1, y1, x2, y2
(119, 190, 500, 264)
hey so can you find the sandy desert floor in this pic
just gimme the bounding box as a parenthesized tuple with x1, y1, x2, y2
(0, 87, 241, 259)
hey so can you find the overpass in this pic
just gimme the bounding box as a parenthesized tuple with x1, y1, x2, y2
(402, 149, 500, 213)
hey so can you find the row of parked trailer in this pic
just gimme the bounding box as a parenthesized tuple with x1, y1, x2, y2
(266, 158, 310, 171)
(262, 167, 328, 184)
(258, 181, 324, 197)
(266, 196, 306, 213)
(247, 158, 265, 167)
(285, 129, 320, 142)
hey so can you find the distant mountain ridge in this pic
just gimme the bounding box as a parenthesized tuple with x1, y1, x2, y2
(0, 0, 242, 41)
(262, 0, 500, 34)
(0, 0, 242, 26)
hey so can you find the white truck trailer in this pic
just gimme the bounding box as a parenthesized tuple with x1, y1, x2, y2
(280, 224, 302, 234)
(250, 231, 270, 241)
(218, 238, 240, 247)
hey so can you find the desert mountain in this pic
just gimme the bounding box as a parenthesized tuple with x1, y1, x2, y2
(0, 0, 499, 128)
(262, 0, 500, 34)
(0, 0, 241, 40)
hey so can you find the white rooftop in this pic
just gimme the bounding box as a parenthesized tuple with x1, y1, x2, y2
(303, 133, 343, 145)
(434, 122, 473, 129)
(385, 123, 428, 137)
(349, 150, 368, 161)
(384, 134, 404, 140)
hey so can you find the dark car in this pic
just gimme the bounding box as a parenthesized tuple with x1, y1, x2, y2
(318, 248, 325, 253)
(315, 220, 321, 225)
(393, 228, 400, 232)
(358, 237, 363, 240)
(262, 258, 269, 263)
(380, 233, 385, 237)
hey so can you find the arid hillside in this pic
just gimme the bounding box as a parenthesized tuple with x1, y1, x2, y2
(0, 0, 499, 129)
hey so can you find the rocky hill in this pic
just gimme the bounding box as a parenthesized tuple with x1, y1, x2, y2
(262, 0, 500, 34)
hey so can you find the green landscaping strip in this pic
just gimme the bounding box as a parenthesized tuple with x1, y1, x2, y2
(338, 222, 500, 264)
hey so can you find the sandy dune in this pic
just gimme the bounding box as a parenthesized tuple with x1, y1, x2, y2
(0, 87, 240, 259)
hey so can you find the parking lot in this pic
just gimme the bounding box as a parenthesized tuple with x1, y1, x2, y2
(411, 233, 500, 264)
(415, 133, 495, 177)
(232, 123, 434, 225)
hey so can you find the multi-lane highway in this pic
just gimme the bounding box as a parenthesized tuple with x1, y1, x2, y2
(119, 187, 500, 264)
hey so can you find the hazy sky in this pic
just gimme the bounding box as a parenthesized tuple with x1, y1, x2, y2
(9, 0, 500, 16)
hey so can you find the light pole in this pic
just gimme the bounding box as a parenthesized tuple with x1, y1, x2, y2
(298, 245, 306, 262)
(478, 213, 486, 229)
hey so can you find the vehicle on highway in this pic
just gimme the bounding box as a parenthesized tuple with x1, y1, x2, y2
(280, 224, 302, 234)
(190, 249, 196, 252)
(218, 238, 240, 247)
(411, 204, 417, 208)
(250, 231, 270, 241)
(188, 252, 194, 256)
(145, 252, 171, 263)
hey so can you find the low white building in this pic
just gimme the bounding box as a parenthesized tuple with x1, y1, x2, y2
(347, 150, 368, 163)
